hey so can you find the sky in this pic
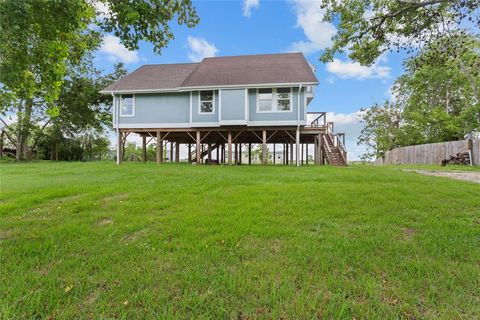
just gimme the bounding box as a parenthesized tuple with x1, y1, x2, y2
(94, 0, 409, 160)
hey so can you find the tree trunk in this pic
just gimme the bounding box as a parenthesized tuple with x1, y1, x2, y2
(0, 130, 4, 157)
(15, 102, 23, 161)
(22, 99, 33, 159)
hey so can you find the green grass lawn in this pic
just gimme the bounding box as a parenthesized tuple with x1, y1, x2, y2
(1, 162, 479, 319)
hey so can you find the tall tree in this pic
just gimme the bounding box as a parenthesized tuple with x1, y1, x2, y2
(0, 0, 199, 160)
(320, 0, 479, 65)
(357, 101, 403, 160)
(395, 33, 479, 145)
(358, 33, 480, 160)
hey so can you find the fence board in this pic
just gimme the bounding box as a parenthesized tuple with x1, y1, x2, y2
(375, 139, 479, 165)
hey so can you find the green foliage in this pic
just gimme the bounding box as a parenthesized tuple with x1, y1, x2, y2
(1, 163, 479, 318)
(357, 101, 403, 161)
(320, 0, 479, 65)
(358, 34, 480, 160)
(98, 0, 199, 54)
(0, 0, 199, 160)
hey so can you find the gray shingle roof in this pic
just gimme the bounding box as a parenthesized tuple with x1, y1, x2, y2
(101, 63, 199, 92)
(101, 53, 318, 93)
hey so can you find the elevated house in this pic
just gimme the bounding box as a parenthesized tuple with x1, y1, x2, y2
(100, 53, 346, 165)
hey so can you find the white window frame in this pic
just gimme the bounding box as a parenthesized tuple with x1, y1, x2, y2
(256, 88, 293, 113)
(119, 94, 135, 117)
(198, 90, 215, 114)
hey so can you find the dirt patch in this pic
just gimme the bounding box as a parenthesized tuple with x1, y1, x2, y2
(96, 217, 113, 226)
(0, 229, 14, 242)
(123, 229, 148, 243)
(401, 227, 416, 241)
(405, 170, 480, 183)
(101, 193, 129, 203)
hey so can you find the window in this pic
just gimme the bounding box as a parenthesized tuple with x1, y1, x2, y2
(257, 88, 292, 112)
(258, 88, 273, 112)
(276, 88, 291, 111)
(120, 94, 134, 117)
(200, 90, 214, 113)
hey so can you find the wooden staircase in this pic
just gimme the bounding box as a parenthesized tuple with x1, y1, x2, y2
(190, 143, 220, 163)
(322, 133, 347, 166)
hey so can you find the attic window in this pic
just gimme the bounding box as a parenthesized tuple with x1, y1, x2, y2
(200, 90, 214, 114)
(120, 94, 135, 117)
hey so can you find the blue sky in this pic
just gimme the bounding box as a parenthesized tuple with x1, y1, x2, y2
(95, 0, 409, 160)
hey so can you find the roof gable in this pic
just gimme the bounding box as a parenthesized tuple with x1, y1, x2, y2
(181, 53, 318, 88)
(101, 53, 318, 93)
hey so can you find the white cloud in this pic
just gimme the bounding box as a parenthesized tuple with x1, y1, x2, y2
(290, 0, 337, 54)
(90, 0, 111, 20)
(99, 35, 139, 64)
(187, 36, 219, 62)
(326, 58, 391, 79)
(243, 0, 259, 17)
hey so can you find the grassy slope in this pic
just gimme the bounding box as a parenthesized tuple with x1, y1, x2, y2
(0, 162, 479, 319)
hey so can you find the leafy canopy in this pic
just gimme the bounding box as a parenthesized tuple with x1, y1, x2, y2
(320, 0, 480, 65)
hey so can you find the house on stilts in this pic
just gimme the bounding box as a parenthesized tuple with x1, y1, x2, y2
(100, 52, 347, 166)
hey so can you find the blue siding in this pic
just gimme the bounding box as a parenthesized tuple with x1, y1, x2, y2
(116, 87, 308, 128)
(118, 93, 189, 124)
(220, 89, 245, 121)
(248, 88, 304, 123)
(191, 91, 219, 124)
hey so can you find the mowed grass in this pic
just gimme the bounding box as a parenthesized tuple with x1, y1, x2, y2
(0, 162, 479, 319)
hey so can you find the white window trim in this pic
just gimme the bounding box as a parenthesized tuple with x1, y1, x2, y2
(119, 94, 135, 117)
(256, 88, 293, 113)
(198, 90, 216, 114)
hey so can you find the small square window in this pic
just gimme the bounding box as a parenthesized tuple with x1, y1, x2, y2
(201, 101, 213, 113)
(200, 90, 214, 114)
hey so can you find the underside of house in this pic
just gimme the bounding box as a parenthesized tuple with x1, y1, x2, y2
(102, 53, 347, 166)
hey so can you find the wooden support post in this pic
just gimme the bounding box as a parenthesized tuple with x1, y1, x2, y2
(248, 143, 251, 165)
(196, 131, 201, 164)
(156, 132, 162, 163)
(314, 137, 318, 165)
(262, 130, 267, 165)
(142, 136, 147, 162)
(288, 143, 293, 164)
(169, 142, 173, 163)
(318, 134, 323, 165)
(273, 143, 276, 164)
(175, 142, 180, 163)
(188, 143, 191, 163)
(216, 145, 219, 161)
(227, 132, 232, 165)
(306, 143, 309, 165)
(301, 143, 304, 165)
(220, 144, 224, 163)
(239, 143, 242, 165)
(116, 130, 122, 165)
(234, 143, 238, 164)
(285, 143, 288, 165)
(208, 143, 212, 163)
(295, 128, 300, 167)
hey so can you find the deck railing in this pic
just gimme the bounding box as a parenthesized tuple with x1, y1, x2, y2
(308, 112, 326, 127)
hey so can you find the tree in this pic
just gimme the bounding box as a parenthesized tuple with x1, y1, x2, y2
(0, 0, 199, 160)
(358, 33, 480, 160)
(395, 33, 480, 144)
(320, 0, 479, 65)
(357, 101, 403, 160)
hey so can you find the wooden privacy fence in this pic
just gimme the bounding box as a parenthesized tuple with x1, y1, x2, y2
(375, 139, 480, 165)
